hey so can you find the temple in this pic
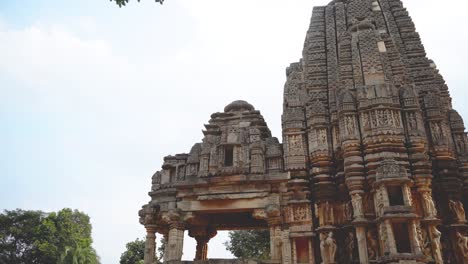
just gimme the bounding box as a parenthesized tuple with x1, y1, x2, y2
(139, 0, 468, 263)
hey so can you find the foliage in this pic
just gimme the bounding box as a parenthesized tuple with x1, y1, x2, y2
(224, 230, 270, 260)
(0, 208, 100, 264)
(120, 237, 166, 264)
(111, 0, 164, 8)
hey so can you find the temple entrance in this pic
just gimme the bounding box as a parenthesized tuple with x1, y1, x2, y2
(185, 211, 269, 261)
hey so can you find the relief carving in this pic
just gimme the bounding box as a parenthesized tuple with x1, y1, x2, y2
(289, 134, 303, 155)
(429, 225, 443, 264)
(367, 229, 379, 260)
(422, 192, 437, 218)
(351, 193, 364, 218)
(345, 231, 356, 261)
(456, 232, 468, 262)
(320, 232, 337, 264)
(345, 116, 356, 136)
(418, 227, 432, 258)
(407, 112, 417, 130)
(455, 134, 467, 154)
(449, 200, 466, 223)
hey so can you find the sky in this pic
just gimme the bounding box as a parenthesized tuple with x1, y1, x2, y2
(1, 0, 467, 263)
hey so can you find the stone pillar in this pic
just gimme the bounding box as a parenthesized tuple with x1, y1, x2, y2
(189, 227, 217, 261)
(268, 218, 282, 262)
(350, 192, 369, 264)
(281, 230, 292, 264)
(409, 220, 423, 256)
(144, 226, 157, 264)
(166, 224, 185, 261)
(385, 219, 397, 254)
(355, 226, 369, 264)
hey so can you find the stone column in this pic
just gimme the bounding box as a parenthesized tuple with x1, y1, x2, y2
(281, 230, 292, 264)
(189, 227, 217, 261)
(355, 226, 368, 264)
(350, 192, 369, 264)
(166, 223, 185, 261)
(144, 226, 157, 264)
(268, 218, 282, 262)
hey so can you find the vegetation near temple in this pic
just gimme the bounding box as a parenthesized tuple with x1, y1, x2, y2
(0, 208, 100, 264)
(224, 230, 270, 260)
(120, 237, 165, 264)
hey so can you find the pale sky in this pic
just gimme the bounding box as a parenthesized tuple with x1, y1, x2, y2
(1, 0, 467, 263)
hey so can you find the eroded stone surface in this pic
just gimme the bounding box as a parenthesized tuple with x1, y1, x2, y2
(140, 1, 468, 263)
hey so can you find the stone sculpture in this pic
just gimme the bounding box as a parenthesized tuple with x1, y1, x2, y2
(450, 200, 466, 223)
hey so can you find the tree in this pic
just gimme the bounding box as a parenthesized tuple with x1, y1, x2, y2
(111, 0, 164, 8)
(224, 230, 270, 260)
(0, 208, 100, 264)
(120, 237, 165, 264)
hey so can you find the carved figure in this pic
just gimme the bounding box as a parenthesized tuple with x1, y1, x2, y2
(418, 228, 432, 258)
(455, 134, 467, 154)
(366, 229, 378, 260)
(429, 225, 443, 264)
(449, 200, 466, 223)
(318, 129, 327, 146)
(345, 116, 356, 136)
(361, 113, 370, 130)
(431, 122, 444, 143)
(320, 232, 337, 264)
(456, 232, 468, 262)
(407, 112, 417, 130)
(422, 192, 437, 218)
(345, 231, 355, 260)
(351, 193, 364, 218)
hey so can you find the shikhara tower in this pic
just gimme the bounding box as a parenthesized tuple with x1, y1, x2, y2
(139, 0, 468, 263)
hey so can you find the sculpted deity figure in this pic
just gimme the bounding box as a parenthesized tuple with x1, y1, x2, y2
(320, 232, 337, 264)
(366, 229, 379, 260)
(345, 231, 355, 260)
(345, 116, 356, 136)
(455, 134, 467, 154)
(429, 225, 443, 264)
(361, 113, 370, 130)
(407, 112, 417, 130)
(421, 192, 437, 218)
(431, 122, 444, 143)
(351, 193, 364, 218)
(318, 129, 327, 146)
(418, 228, 432, 258)
(449, 200, 466, 223)
(456, 232, 468, 262)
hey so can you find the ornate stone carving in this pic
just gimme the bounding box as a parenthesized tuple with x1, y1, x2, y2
(345, 231, 356, 261)
(417, 226, 432, 259)
(449, 200, 466, 223)
(429, 225, 443, 264)
(320, 232, 337, 264)
(421, 192, 437, 218)
(456, 232, 468, 262)
(351, 193, 364, 218)
(366, 229, 379, 260)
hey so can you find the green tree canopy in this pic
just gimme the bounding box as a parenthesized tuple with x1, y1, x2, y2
(120, 237, 165, 264)
(224, 230, 270, 260)
(0, 208, 100, 264)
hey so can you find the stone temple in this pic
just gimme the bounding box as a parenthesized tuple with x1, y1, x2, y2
(139, 0, 468, 263)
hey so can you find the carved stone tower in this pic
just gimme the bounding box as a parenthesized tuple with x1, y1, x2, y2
(139, 0, 468, 263)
